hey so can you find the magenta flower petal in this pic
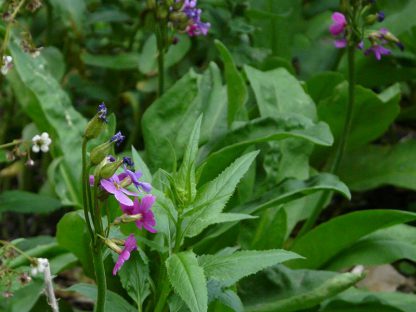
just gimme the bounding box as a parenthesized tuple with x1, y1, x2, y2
(112, 234, 137, 275)
(141, 195, 156, 211)
(120, 201, 136, 215)
(330, 12, 347, 36)
(100, 179, 117, 194)
(115, 191, 134, 206)
(334, 39, 347, 48)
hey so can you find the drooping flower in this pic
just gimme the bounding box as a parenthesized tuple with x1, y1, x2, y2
(330, 12, 347, 36)
(100, 174, 139, 206)
(32, 132, 52, 153)
(1, 55, 13, 75)
(120, 195, 157, 233)
(112, 234, 137, 275)
(110, 131, 125, 146)
(365, 44, 391, 60)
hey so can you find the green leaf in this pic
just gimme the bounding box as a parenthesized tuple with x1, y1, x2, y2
(65, 283, 136, 312)
(199, 249, 302, 286)
(166, 251, 208, 312)
(49, 0, 86, 33)
(184, 151, 259, 238)
(338, 139, 416, 191)
(194, 173, 350, 251)
(306, 71, 345, 104)
(288, 210, 416, 269)
(81, 52, 140, 70)
(245, 271, 364, 312)
(326, 224, 416, 270)
(176, 116, 202, 204)
(0, 191, 61, 214)
(56, 212, 93, 275)
(215, 40, 248, 126)
(199, 117, 333, 184)
(317, 83, 400, 150)
(244, 65, 317, 120)
(4, 280, 44, 312)
(132, 146, 152, 183)
(113, 252, 150, 306)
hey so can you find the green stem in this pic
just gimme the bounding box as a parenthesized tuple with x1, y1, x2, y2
(93, 241, 107, 312)
(0, 140, 23, 149)
(0, 0, 26, 58)
(82, 139, 95, 241)
(154, 268, 170, 312)
(297, 44, 356, 237)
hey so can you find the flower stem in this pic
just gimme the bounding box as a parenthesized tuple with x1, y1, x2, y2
(156, 24, 165, 97)
(81, 139, 95, 241)
(154, 267, 170, 312)
(0, 140, 23, 149)
(0, 240, 35, 263)
(297, 44, 356, 237)
(92, 241, 107, 312)
(0, 0, 27, 59)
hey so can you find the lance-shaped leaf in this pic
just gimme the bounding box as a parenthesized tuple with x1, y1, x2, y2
(183, 151, 259, 238)
(199, 249, 302, 286)
(166, 251, 208, 312)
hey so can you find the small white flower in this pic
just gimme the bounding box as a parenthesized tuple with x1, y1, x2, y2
(30, 257, 49, 276)
(32, 132, 52, 153)
(1, 55, 13, 75)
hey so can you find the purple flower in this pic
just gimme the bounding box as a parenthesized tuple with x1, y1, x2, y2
(330, 12, 347, 36)
(377, 11, 385, 22)
(180, 0, 210, 36)
(334, 39, 347, 49)
(112, 234, 137, 275)
(123, 157, 134, 168)
(110, 131, 125, 146)
(365, 45, 391, 60)
(97, 103, 108, 122)
(100, 174, 139, 206)
(120, 195, 157, 233)
(119, 169, 152, 193)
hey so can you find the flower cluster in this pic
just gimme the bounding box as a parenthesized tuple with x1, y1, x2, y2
(1, 55, 13, 75)
(329, 5, 403, 61)
(32, 132, 52, 153)
(169, 0, 210, 37)
(86, 103, 156, 275)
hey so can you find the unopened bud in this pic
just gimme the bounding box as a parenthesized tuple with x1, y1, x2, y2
(114, 213, 143, 225)
(365, 14, 377, 25)
(99, 159, 123, 179)
(104, 239, 123, 254)
(84, 116, 106, 140)
(90, 142, 112, 165)
(169, 11, 187, 23)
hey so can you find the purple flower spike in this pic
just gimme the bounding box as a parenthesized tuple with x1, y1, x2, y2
(365, 45, 391, 60)
(112, 234, 137, 275)
(330, 12, 347, 36)
(97, 103, 108, 122)
(100, 174, 139, 206)
(121, 196, 157, 233)
(110, 131, 125, 146)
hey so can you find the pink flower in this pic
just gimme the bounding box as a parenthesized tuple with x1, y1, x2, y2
(330, 12, 347, 36)
(334, 39, 347, 48)
(120, 195, 157, 233)
(112, 234, 137, 275)
(100, 174, 139, 206)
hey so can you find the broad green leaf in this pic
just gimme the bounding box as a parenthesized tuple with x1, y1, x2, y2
(184, 151, 259, 238)
(338, 139, 416, 191)
(65, 283, 136, 312)
(166, 251, 208, 312)
(49, 0, 86, 33)
(8, 242, 66, 268)
(81, 52, 140, 70)
(0, 191, 61, 214)
(215, 40, 248, 126)
(306, 72, 345, 104)
(56, 212, 93, 275)
(8, 42, 85, 206)
(245, 272, 364, 312)
(132, 146, 152, 183)
(199, 117, 333, 184)
(199, 249, 302, 286)
(288, 210, 416, 269)
(207, 279, 244, 312)
(142, 71, 199, 171)
(4, 280, 44, 312)
(326, 224, 416, 270)
(244, 65, 316, 120)
(194, 173, 351, 251)
(317, 83, 400, 150)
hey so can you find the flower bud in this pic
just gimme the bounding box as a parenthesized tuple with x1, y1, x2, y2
(84, 116, 106, 140)
(99, 159, 123, 179)
(90, 142, 112, 165)
(114, 213, 143, 225)
(365, 14, 378, 25)
(169, 11, 188, 23)
(104, 238, 123, 254)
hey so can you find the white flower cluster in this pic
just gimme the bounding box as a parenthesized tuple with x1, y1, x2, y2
(1, 55, 13, 75)
(32, 132, 52, 153)
(30, 258, 49, 276)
